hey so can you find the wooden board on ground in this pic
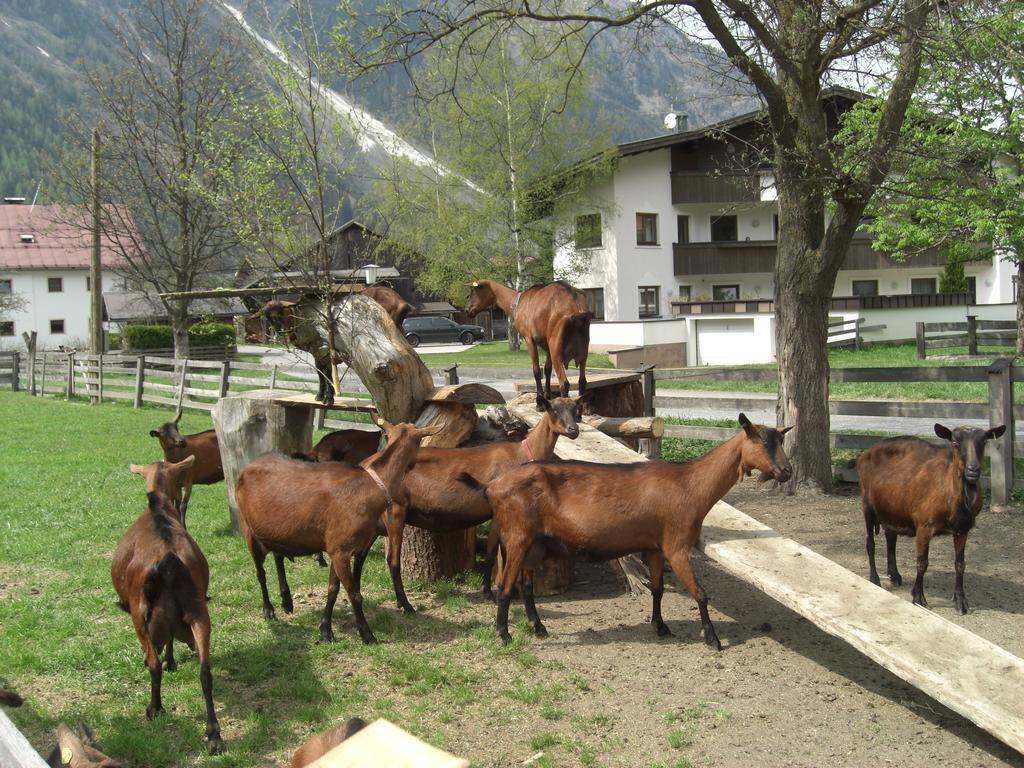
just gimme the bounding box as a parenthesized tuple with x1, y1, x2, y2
(0, 709, 49, 768)
(507, 395, 1024, 756)
(308, 719, 468, 768)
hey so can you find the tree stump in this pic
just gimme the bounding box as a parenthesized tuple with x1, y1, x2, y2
(212, 390, 313, 534)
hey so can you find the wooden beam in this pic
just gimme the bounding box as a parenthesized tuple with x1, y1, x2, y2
(0, 710, 48, 768)
(307, 719, 468, 768)
(582, 414, 664, 439)
(511, 372, 640, 394)
(159, 284, 363, 301)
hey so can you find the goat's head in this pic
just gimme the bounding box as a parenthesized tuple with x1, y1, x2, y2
(46, 723, 124, 768)
(149, 419, 187, 450)
(537, 395, 583, 440)
(375, 420, 445, 470)
(129, 455, 195, 505)
(738, 413, 793, 483)
(464, 280, 495, 317)
(261, 299, 295, 334)
(934, 423, 1006, 484)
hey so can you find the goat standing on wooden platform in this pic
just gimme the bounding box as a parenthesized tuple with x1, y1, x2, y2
(465, 279, 590, 400)
(149, 412, 223, 527)
(235, 421, 441, 644)
(260, 299, 337, 406)
(111, 490, 223, 754)
(460, 414, 792, 649)
(857, 423, 1005, 614)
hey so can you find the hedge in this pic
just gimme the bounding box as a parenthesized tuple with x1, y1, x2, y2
(118, 322, 236, 351)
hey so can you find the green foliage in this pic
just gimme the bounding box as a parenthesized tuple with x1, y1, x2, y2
(119, 322, 235, 350)
(187, 321, 236, 348)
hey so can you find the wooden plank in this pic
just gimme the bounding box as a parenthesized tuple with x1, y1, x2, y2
(0, 710, 48, 768)
(428, 383, 505, 405)
(511, 372, 639, 394)
(699, 501, 1024, 755)
(830, 399, 988, 419)
(832, 366, 988, 383)
(271, 392, 377, 412)
(307, 719, 468, 768)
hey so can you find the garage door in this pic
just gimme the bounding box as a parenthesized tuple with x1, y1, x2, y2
(695, 319, 756, 366)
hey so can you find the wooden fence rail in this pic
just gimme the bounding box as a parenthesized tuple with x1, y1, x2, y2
(916, 315, 1017, 359)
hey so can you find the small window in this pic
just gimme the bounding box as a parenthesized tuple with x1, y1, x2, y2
(0, 321, 13, 336)
(575, 213, 602, 249)
(582, 288, 604, 321)
(638, 286, 660, 318)
(710, 215, 738, 242)
(677, 215, 690, 244)
(677, 285, 692, 301)
(852, 279, 878, 297)
(967, 276, 977, 297)
(50, 319, 65, 334)
(636, 213, 658, 246)
(713, 284, 739, 301)
(911, 277, 937, 295)
(48, 277, 63, 293)
(0, 279, 11, 294)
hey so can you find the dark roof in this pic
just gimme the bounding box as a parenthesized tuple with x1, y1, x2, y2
(104, 291, 247, 322)
(0, 203, 127, 270)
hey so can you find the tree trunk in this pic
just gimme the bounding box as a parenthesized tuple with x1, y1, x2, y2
(169, 301, 190, 359)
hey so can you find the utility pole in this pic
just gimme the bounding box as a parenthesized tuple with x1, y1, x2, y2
(90, 128, 103, 355)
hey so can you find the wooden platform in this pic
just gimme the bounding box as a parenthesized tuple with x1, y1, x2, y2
(505, 400, 1024, 756)
(271, 383, 504, 414)
(511, 371, 639, 394)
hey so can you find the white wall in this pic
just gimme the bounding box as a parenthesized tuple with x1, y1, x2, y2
(0, 269, 118, 350)
(590, 318, 689, 349)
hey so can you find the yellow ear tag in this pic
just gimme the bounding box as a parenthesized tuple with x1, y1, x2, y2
(376, 418, 384, 426)
(61, 746, 73, 765)
(471, 281, 479, 287)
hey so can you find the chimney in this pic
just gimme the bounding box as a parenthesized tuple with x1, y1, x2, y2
(676, 113, 688, 133)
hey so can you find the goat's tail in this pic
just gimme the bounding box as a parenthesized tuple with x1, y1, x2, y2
(567, 312, 592, 332)
(142, 552, 202, 626)
(456, 472, 488, 498)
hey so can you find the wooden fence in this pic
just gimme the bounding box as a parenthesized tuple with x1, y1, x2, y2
(827, 316, 887, 350)
(916, 315, 1017, 358)
(1, 351, 1020, 503)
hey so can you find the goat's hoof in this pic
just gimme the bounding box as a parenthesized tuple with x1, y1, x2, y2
(281, 597, 294, 614)
(207, 735, 224, 755)
(954, 596, 968, 614)
(498, 631, 512, 646)
(146, 705, 163, 720)
(655, 622, 672, 637)
(912, 594, 928, 608)
(163, 659, 178, 672)
(868, 573, 881, 586)
(318, 628, 335, 644)
(533, 623, 548, 638)
(400, 604, 416, 615)
(262, 607, 277, 620)
(703, 631, 722, 651)
(317, 553, 328, 567)
(889, 573, 902, 586)
(360, 633, 378, 645)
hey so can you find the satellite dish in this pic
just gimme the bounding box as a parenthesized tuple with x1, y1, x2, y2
(663, 112, 678, 131)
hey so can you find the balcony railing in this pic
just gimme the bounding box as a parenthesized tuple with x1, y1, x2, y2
(670, 172, 761, 204)
(673, 237, 948, 276)
(670, 292, 976, 316)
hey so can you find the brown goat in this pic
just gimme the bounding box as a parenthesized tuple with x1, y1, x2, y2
(260, 298, 336, 405)
(857, 423, 1005, 614)
(236, 421, 442, 644)
(149, 413, 223, 527)
(465, 279, 590, 399)
(129, 455, 195, 516)
(292, 717, 367, 768)
(363, 284, 413, 326)
(355, 395, 583, 613)
(111, 491, 223, 754)
(461, 414, 792, 648)
(306, 428, 382, 464)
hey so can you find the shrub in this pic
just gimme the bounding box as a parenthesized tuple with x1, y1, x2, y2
(120, 324, 173, 350)
(188, 321, 235, 348)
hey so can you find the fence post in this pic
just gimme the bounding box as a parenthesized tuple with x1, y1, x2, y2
(444, 364, 459, 385)
(134, 355, 146, 408)
(65, 353, 74, 399)
(640, 363, 656, 417)
(967, 315, 978, 356)
(28, 353, 36, 395)
(270, 364, 278, 389)
(219, 360, 231, 398)
(10, 352, 18, 392)
(916, 322, 926, 359)
(987, 357, 1014, 510)
(315, 407, 326, 431)
(39, 355, 47, 397)
(97, 354, 104, 404)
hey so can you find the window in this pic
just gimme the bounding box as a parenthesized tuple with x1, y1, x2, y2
(50, 319, 65, 334)
(0, 321, 13, 336)
(911, 277, 937, 295)
(638, 286, 660, 318)
(852, 279, 878, 297)
(677, 285, 692, 301)
(582, 288, 604, 321)
(0, 278, 11, 294)
(636, 213, 658, 245)
(48, 277, 63, 293)
(967, 276, 977, 297)
(710, 215, 738, 242)
(676, 215, 690, 244)
(713, 284, 739, 301)
(574, 213, 602, 248)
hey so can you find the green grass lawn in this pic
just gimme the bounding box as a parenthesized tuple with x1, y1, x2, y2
(0, 392, 619, 767)
(414, 341, 612, 371)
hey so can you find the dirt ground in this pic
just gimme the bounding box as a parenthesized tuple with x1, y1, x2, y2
(499, 479, 1024, 767)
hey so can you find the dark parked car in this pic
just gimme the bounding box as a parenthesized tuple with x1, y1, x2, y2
(402, 316, 485, 347)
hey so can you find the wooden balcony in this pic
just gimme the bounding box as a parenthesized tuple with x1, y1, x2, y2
(671, 172, 761, 204)
(673, 237, 949, 276)
(670, 292, 976, 316)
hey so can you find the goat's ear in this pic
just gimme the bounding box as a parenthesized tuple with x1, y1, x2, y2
(779, 425, 794, 435)
(129, 464, 144, 476)
(987, 424, 1007, 440)
(174, 455, 196, 470)
(149, 430, 160, 438)
(934, 423, 953, 441)
(536, 395, 551, 412)
(739, 413, 757, 438)
(376, 417, 394, 431)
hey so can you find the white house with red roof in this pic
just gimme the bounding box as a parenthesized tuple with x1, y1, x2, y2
(0, 199, 126, 350)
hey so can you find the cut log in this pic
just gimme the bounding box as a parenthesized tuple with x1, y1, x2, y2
(582, 414, 664, 439)
(212, 390, 313, 534)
